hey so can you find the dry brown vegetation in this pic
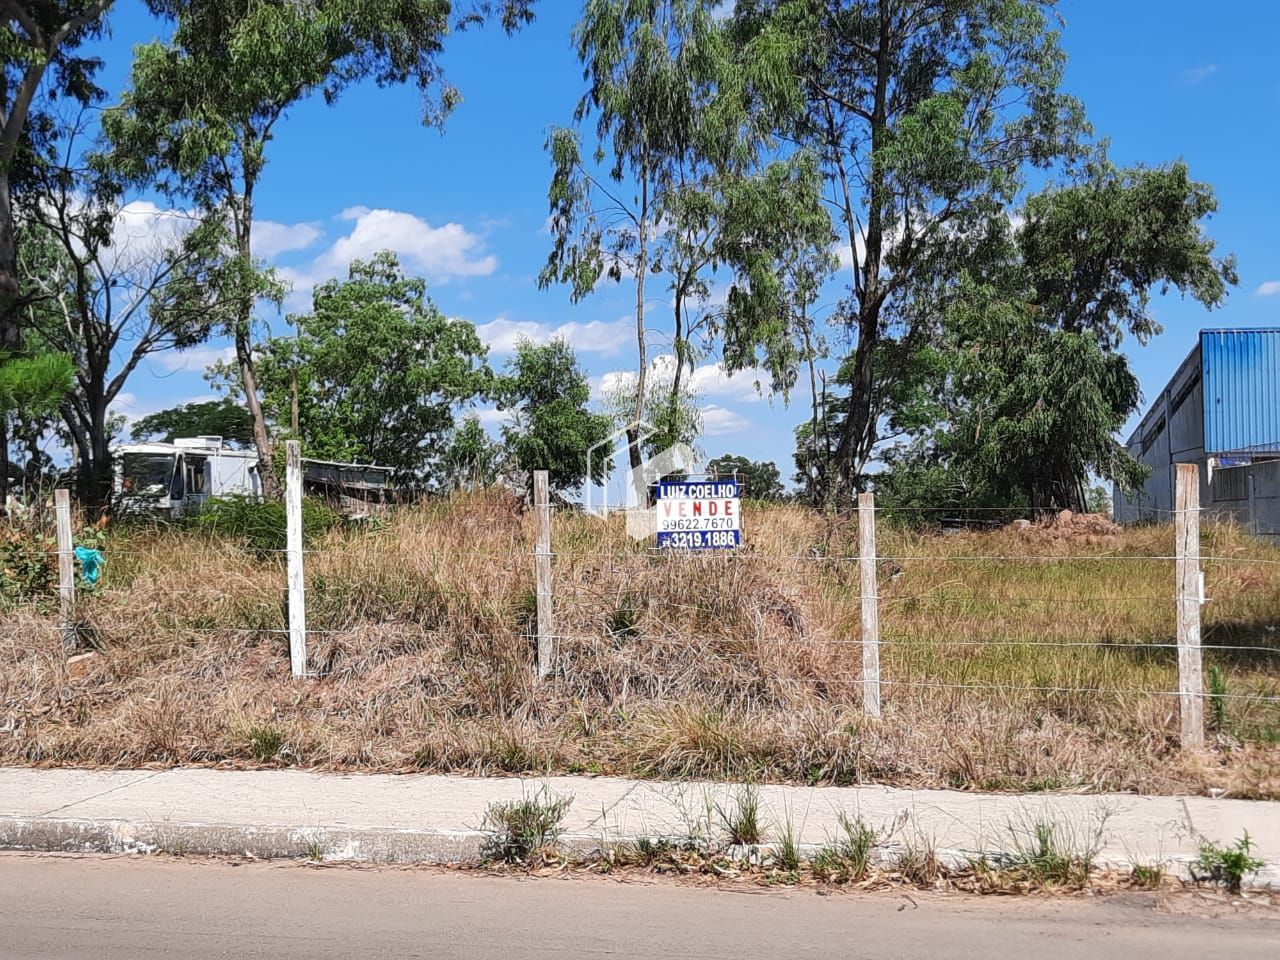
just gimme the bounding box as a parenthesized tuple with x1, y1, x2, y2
(3, 491, 1278, 796)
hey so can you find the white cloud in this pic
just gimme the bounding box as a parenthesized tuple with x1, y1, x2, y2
(702, 405, 753, 436)
(594, 355, 771, 403)
(254, 219, 323, 258)
(109, 390, 222, 438)
(148, 344, 236, 374)
(1178, 64, 1218, 85)
(688, 362, 769, 403)
(470, 407, 511, 427)
(281, 207, 498, 305)
(476, 315, 634, 355)
(1255, 280, 1280, 297)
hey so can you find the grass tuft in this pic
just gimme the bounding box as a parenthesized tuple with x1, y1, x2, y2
(717, 784, 765, 846)
(481, 785, 573, 864)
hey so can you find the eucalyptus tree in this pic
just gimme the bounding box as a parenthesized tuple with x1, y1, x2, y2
(1, 0, 112, 352)
(541, 0, 723, 473)
(728, 0, 1092, 504)
(104, 0, 535, 497)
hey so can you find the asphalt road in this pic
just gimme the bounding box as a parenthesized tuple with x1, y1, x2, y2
(1, 855, 1276, 959)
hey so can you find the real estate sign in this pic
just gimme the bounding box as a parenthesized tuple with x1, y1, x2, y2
(655, 479, 741, 549)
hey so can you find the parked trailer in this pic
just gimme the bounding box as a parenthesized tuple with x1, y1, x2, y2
(112, 437, 396, 516)
(113, 437, 260, 516)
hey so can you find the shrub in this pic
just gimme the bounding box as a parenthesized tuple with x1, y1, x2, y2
(0, 534, 56, 607)
(192, 495, 342, 555)
(1194, 833, 1264, 893)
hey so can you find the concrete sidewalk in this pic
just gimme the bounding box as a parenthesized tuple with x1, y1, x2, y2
(1, 767, 1277, 887)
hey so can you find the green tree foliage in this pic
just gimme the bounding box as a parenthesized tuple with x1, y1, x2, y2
(601, 356, 704, 461)
(540, 0, 717, 474)
(257, 252, 490, 480)
(440, 413, 507, 492)
(1, 0, 112, 352)
(130, 398, 255, 447)
(543, 1, 831, 480)
(877, 162, 1235, 514)
(707, 453, 784, 501)
(495, 337, 612, 494)
(15, 132, 237, 511)
(104, 0, 535, 496)
(727, 0, 1093, 502)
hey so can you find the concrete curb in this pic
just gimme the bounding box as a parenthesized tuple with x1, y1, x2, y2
(3, 768, 1278, 890)
(3, 815, 1277, 890)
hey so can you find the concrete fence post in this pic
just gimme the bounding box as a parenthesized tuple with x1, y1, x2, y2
(533, 470, 554, 679)
(858, 491, 882, 717)
(285, 440, 307, 678)
(1175, 463, 1204, 748)
(54, 489, 76, 651)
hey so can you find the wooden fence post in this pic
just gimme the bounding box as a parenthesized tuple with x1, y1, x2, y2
(533, 469, 553, 679)
(54, 489, 76, 651)
(285, 440, 307, 678)
(1175, 463, 1204, 748)
(858, 491, 882, 718)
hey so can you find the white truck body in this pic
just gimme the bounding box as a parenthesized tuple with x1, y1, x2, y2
(112, 437, 261, 515)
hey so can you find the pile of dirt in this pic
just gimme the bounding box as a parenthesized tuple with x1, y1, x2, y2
(1011, 510, 1121, 544)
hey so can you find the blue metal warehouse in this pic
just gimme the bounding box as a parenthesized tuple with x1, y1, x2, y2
(1114, 329, 1280, 537)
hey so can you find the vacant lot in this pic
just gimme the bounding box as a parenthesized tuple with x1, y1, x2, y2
(3, 492, 1278, 796)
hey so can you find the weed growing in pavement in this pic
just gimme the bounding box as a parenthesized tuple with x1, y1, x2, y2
(1129, 862, 1166, 888)
(988, 813, 1107, 888)
(895, 831, 944, 886)
(481, 785, 573, 864)
(1194, 832, 1264, 893)
(811, 813, 878, 883)
(718, 784, 765, 845)
(776, 816, 801, 873)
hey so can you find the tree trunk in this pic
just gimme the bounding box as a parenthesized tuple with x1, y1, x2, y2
(0, 416, 9, 506)
(234, 173, 278, 499)
(0, 169, 20, 352)
(627, 172, 649, 479)
(77, 391, 113, 516)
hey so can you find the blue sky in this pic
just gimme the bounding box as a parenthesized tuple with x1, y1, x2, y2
(88, 0, 1280, 481)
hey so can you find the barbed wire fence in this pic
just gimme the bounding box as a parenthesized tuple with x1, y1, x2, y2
(13, 448, 1280, 758)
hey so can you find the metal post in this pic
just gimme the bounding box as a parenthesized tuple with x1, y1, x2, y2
(1175, 463, 1204, 748)
(54, 489, 76, 651)
(533, 470, 553, 679)
(858, 491, 881, 718)
(285, 440, 307, 678)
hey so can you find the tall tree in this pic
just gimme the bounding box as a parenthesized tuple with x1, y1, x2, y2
(130, 398, 255, 447)
(878, 162, 1236, 513)
(16, 128, 235, 511)
(541, 0, 720, 475)
(2, 1, 111, 500)
(256, 251, 490, 480)
(495, 337, 612, 494)
(728, 0, 1091, 504)
(1, 0, 111, 351)
(104, 0, 535, 497)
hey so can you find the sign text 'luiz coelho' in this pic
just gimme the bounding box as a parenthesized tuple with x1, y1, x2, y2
(655, 479, 741, 549)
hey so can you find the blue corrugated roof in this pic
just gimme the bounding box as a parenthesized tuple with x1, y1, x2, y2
(1200, 329, 1280, 455)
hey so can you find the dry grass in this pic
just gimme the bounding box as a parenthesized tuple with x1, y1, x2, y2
(2, 490, 1278, 796)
